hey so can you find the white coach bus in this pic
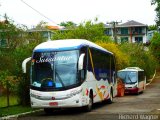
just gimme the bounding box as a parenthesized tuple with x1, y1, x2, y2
(23, 39, 117, 113)
(117, 67, 146, 94)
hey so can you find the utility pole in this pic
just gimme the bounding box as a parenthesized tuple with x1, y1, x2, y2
(106, 21, 122, 44)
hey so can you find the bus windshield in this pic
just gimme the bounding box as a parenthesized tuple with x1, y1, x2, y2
(31, 50, 79, 90)
(118, 71, 137, 84)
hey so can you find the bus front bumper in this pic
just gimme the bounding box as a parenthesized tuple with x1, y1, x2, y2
(30, 90, 88, 108)
(125, 87, 139, 94)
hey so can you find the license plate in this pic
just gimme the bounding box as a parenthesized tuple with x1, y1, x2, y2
(49, 102, 58, 106)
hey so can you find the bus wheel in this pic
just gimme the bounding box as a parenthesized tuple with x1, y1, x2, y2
(108, 89, 113, 104)
(84, 93, 93, 112)
(44, 108, 53, 114)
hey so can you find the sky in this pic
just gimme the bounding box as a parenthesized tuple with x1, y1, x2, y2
(0, 0, 157, 27)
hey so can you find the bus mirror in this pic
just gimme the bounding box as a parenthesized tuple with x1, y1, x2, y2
(22, 57, 31, 73)
(78, 53, 85, 70)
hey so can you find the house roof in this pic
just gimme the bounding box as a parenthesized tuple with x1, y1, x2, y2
(104, 20, 147, 29)
(27, 27, 51, 32)
(47, 26, 60, 30)
(117, 20, 147, 27)
(47, 25, 65, 30)
(27, 24, 65, 32)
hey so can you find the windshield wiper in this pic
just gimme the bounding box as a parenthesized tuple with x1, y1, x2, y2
(55, 71, 66, 88)
(127, 75, 134, 83)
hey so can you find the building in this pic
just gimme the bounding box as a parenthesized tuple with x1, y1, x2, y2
(27, 25, 65, 41)
(0, 21, 65, 48)
(147, 30, 157, 44)
(105, 20, 148, 44)
(27, 27, 54, 41)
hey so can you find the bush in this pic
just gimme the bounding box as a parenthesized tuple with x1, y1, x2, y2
(119, 43, 158, 78)
(149, 32, 160, 64)
(16, 73, 30, 106)
(13, 43, 39, 106)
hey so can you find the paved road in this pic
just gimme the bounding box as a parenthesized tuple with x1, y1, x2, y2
(18, 75, 160, 120)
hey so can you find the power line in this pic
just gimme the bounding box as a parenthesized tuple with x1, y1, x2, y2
(20, 0, 59, 26)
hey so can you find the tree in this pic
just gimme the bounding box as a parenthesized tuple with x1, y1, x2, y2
(0, 70, 11, 107)
(0, 15, 45, 106)
(53, 20, 112, 42)
(149, 32, 160, 62)
(35, 20, 47, 29)
(151, 0, 160, 25)
(0, 14, 28, 49)
(120, 43, 158, 78)
(59, 21, 77, 28)
(148, 25, 157, 31)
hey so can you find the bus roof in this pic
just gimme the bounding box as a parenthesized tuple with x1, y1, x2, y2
(33, 39, 113, 54)
(118, 67, 144, 72)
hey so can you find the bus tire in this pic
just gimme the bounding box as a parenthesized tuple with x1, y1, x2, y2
(84, 92, 93, 112)
(108, 89, 113, 104)
(44, 108, 53, 114)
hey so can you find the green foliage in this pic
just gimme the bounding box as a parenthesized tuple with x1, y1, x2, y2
(120, 43, 158, 78)
(0, 95, 18, 108)
(35, 20, 47, 29)
(0, 70, 10, 89)
(16, 72, 30, 106)
(151, 0, 160, 25)
(0, 44, 38, 106)
(13, 43, 42, 106)
(149, 32, 160, 62)
(0, 49, 14, 73)
(59, 21, 77, 28)
(52, 20, 112, 42)
(13, 43, 37, 75)
(0, 105, 36, 117)
(0, 15, 27, 49)
(0, 69, 17, 94)
(0, 70, 18, 107)
(0, 15, 45, 106)
(148, 25, 157, 31)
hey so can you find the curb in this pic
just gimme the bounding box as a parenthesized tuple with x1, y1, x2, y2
(0, 109, 43, 120)
(146, 69, 157, 86)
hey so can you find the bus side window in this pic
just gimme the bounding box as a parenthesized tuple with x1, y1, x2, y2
(138, 71, 144, 82)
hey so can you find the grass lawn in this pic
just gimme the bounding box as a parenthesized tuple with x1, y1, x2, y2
(0, 105, 37, 117)
(0, 95, 19, 108)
